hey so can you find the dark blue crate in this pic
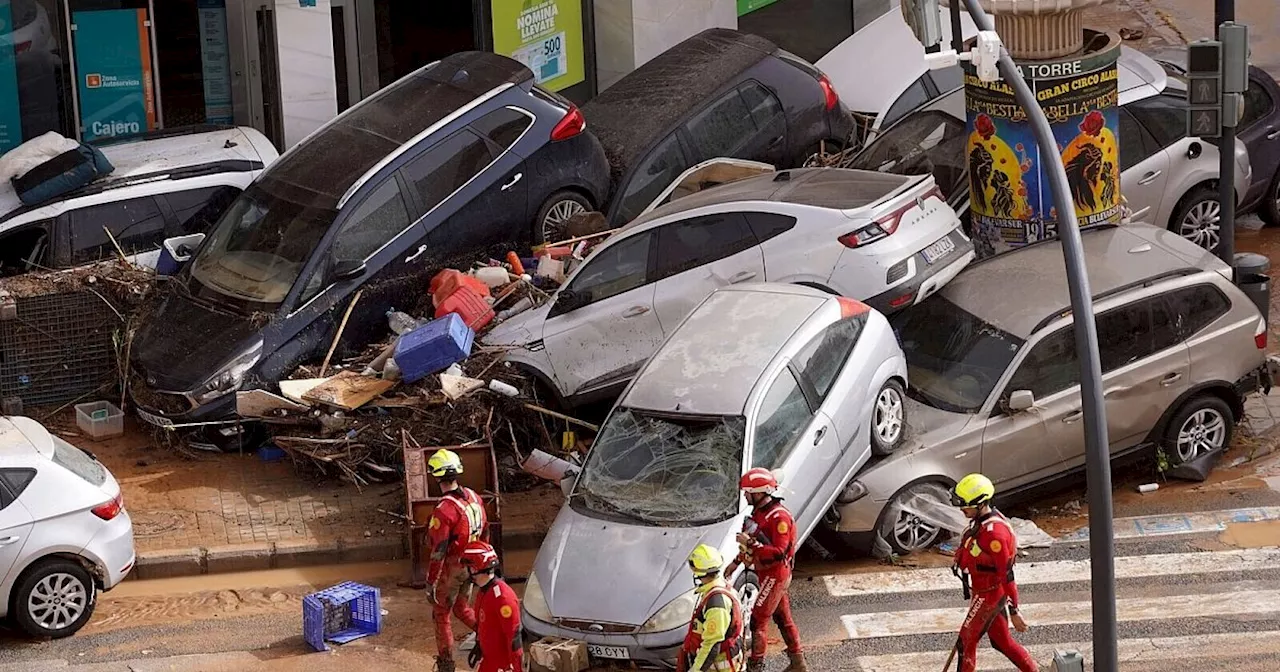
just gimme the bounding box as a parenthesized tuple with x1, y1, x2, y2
(394, 313, 474, 383)
(302, 581, 382, 652)
(258, 445, 286, 462)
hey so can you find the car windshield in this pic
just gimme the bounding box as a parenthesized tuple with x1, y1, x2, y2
(890, 295, 1024, 413)
(186, 183, 336, 310)
(573, 408, 745, 526)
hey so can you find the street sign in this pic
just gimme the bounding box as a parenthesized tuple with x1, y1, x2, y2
(1189, 108, 1222, 138)
(1190, 77, 1219, 106)
(1187, 40, 1223, 138)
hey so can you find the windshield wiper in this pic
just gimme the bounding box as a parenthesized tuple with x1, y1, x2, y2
(905, 385, 970, 414)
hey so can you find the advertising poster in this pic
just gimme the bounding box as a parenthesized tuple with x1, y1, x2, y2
(964, 45, 1121, 251)
(492, 0, 584, 92)
(0, 0, 23, 154)
(197, 0, 233, 124)
(73, 8, 156, 142)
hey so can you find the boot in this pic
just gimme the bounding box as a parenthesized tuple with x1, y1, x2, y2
(435, 654, 456, 672)
(782, 652, 809, 672)
(746, 660, 766, 672)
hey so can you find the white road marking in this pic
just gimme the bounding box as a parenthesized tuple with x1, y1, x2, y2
(840, 588, 1280, 639)
(855, 630, 1280, 672)
(824, 547, 1280, 596)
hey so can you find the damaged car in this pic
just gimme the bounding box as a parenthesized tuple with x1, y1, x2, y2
(825, 223, 1272, 557)
(487, 166, 971, 409)
(129, 52, 609, 431)
(522, 283, 907, 666)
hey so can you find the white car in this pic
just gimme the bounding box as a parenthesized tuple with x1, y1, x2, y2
(486, 167, 972, 409)
(0, 417, 135, 638)
(523, 284, 907, 666)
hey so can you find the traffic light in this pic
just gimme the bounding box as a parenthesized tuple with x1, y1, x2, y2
(1186, 40, 1222, 139)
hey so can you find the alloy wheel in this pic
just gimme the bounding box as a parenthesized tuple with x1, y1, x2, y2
(27, 572, 88, 632)
(1178, 199, 1221, 251)
(875, 386, 904, 447)
(541, 199, 587, 243)
(1176, 407, 1227, 463)
(893, 509, 940, 553)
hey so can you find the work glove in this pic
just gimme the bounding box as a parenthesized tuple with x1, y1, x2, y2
(468, 643, 483, 668)
(425, 584, 437, 605)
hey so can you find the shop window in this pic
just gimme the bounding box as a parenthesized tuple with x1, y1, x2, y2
(737, 0, 864, 64)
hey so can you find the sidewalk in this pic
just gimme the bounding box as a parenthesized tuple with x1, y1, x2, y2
(44, 414, 563, 580)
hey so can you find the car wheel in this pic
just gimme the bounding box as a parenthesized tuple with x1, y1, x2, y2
(802, 138, 845, 166)
(11, 559, 97, 639)
(535, 190, 591, 244)
(1262, 170, 1280, 227)
(1168, 186, 1221, 252)
(879, 482, 952, 556)
(870, 380, 907, 457)
(733, 570, 760, 651)
(1163, 395, 1233, 466)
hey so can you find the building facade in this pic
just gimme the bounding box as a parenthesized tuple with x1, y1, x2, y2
(0, 0, 892, 155)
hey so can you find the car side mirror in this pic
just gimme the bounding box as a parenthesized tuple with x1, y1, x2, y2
(1007, 390, 1035, 412)
(331, 260, 367, 282)
(559, 469, 578, 498)
(1187, 142, 1202, 160)
(556, 289, 581, 312)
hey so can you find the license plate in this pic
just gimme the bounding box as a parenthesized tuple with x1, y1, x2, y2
(136, 408, 174, 428)
(921, 235, 956, 264)
(587, 644, 629, 660)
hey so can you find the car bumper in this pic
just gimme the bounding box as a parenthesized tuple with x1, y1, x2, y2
(132, 389, 236, 428)
(522, 609, 684, 668)
(85, 510, 136, 590)
(863, 232, 976, 314)
(1237, 357, 1279, 399)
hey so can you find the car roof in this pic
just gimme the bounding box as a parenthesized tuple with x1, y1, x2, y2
(260, 51, 532, 212)
(0, 416, 52, 464)
(582, 28, 778, 180)
(939, 224, 1218, 339)
(1, 125, 271, 224)
(625, 167, 914, 230)
(622, 284, 830, 416)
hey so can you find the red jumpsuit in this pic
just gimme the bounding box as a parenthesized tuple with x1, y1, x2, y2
(953, 510, 1037, 672)
(473, 577, 524, 672)
(427, 487, 489, 657)
(739, 497, 802, 663)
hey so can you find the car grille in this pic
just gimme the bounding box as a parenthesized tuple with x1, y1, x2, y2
(886, 259, 910, 285)
(556, 618, 638, 634)
(133, 386, 193, 415)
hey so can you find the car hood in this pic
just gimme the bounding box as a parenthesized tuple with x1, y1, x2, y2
(902, 395, 973, 447)
(482, 302, 551, 347)
(534, 505, 743, 626)
(132, 289, 261, 391)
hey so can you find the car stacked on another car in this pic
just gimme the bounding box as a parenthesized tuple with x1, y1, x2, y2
(826, 223, 1271, 556)
(523, 284, 906, 666)
(486, 166, 972, 409)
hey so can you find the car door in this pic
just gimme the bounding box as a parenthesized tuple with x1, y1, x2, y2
(1237, 73, 1280, 196)
(748, 367, 835, 540)
(1118, 106, 1171, 224)
(0, 472, 35, 588)
(63, 196, 168, 268)
(650, 212, 765, 332)
(400, 127, 507, 258)
(542, 230, 663, 400)
(461, 106, 534, 246)
(682, 82, 786, 168)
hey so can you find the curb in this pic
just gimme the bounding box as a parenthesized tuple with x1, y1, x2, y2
(129, 528, 548, 580)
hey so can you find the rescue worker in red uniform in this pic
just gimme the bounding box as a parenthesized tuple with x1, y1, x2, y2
(725, 468, 807, 672)
(950, 473, 1037, 672)
(678, 544, 745, 672)
(459, 541, 523, 672)
(425, 449, 489, 672)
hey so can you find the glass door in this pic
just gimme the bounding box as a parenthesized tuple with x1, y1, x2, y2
(67, 0, 162, 141)
(244, 0, 280, 148)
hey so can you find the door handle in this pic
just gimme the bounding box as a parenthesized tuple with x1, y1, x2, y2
(405, 244, 428, 263)
(501, 173, 523, 191)
(1160, 372, 1184, 387)
(1130, 206, 1151, 220)
(1062, 410, 1083, 424)
(621, 305, 650, 318)
(729, 271, 757, 284)
(1268, 128, 1280, 140)
(0, 536, 19, 546)
(1138, 170, 1162, 185)
(813, 426, 827, 446)
(1104, 385, 1132, 397)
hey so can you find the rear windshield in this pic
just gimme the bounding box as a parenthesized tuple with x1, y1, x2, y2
(51, 437, 107, 486)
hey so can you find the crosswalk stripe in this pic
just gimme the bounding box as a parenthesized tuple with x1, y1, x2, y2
(824, 547, 1280, 596)
(855, 630, 1280, 672)
(840, 588, 1280, 639)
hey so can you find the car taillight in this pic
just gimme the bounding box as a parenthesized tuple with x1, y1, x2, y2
(818, 74, 839, 111)
(836, 296, 870, 318)
(837, 185, 942, 248)
(92, 493, 124, 521)
(551, 105, 586, 141)
(1255, 316, 1267, 350)
(888, 293, 915, 309)
(15, 41, 33, 54)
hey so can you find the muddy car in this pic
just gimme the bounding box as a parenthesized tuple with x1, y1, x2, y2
(522, 284, 906, 666)
(128, 52, 609, 431)
(825, 223, 1272, 556)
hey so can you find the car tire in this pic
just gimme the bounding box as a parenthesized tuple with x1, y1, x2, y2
(1162, 395, 1234, 466)
(870, 379, 907, 457)
(1261, 170, 1280, 227)
(802, 138, 845, 167)
(733, 569, 760, 651)
(1168, 186, 1222, 253)
(10, 559, 97, 639)
(878, 482, 953, 556)
(535, 190, 592, 245)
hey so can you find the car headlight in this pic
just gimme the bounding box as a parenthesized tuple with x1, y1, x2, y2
(640, 590, 697, 633)
(193, 340, 263, 404)
(524, 571, 554, 623)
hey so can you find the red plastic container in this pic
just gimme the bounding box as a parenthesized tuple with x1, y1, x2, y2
(429, 269, 490, 309)
(434, 285, 494, 331)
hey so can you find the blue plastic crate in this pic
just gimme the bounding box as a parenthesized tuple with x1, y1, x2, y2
(394, 313, 474, 383)
(302, 581, 382, 652)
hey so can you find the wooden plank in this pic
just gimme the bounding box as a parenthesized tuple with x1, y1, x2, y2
(301, 370, 395, 410)
(236, 389, 310, 418)
(279, 377, 329, 404)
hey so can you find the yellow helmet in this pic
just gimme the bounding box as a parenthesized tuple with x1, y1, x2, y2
(428, 449, 464, 479)
(687, 544, 723, 579)
(952, 473, 995, 507)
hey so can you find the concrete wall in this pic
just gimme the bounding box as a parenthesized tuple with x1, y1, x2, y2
(593, 0, 738, 91)
(273, 0, 338, 148)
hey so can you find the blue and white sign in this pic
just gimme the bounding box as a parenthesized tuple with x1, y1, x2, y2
(197, 0, 233, 124)
(0, 0, 24, 154)
(73, 8, 156, 142)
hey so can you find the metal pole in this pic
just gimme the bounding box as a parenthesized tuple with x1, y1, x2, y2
(1215, 4, 1236, 265)
(961, 2, 1118, 671)
(949, 0, 964, 54)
